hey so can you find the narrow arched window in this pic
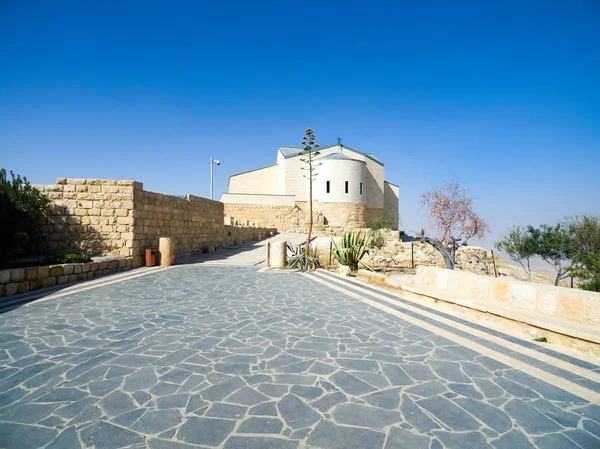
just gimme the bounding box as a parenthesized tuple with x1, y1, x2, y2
(326, 181, 330, 193)
(345, 181, 349, 193)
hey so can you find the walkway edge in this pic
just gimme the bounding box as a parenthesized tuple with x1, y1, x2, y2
(305, 271, 600, 403)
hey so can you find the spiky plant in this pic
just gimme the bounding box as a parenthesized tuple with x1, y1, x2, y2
(287, 242, 321, 272)
(331, 232, 370, 271)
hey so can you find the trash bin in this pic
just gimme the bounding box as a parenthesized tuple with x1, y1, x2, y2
(145, 248, 157, 267)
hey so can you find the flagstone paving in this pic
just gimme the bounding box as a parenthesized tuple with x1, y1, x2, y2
(0, 265, 599, 448)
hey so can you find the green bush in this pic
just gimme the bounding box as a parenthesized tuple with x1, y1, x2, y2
(368, 217, 393, 231)
(331, 232, 370, 271)
(1, 169, 50, 264)
(58, 254, 93, 263)
(368, 230, 386, 249)
(4, 253, 93, 269)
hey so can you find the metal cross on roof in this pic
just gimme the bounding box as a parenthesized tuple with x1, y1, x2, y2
(337, 137, 342, 145)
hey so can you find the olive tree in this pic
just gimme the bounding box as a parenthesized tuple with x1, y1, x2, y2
(533, 224, 572, 286)
(495, 226, 537, 281)
(567, 216, 600, 292)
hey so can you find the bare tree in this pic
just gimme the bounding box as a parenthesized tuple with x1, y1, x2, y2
(419, 180, 488, 269)
(298, 128, 321, 262)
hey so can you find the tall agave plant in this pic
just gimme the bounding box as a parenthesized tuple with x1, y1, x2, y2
(331, 232, 370, 271)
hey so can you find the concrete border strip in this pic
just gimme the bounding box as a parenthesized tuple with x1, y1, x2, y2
(316, 269, 600, 374)
(304, 272, 600, 403)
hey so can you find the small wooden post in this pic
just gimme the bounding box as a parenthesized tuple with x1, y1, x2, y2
(267, 242, 271, 267)
(571, 276, 574, 288)
(411, 242, 414, 268)
(491, 250, 498, 278)
(329, 241, 332, 266)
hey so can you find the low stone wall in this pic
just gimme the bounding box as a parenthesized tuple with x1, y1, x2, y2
(224, 204, 301, 231)
(0, 258, 133, 298)
(416, 267, 600, 327)
(222, 225, 276, 247)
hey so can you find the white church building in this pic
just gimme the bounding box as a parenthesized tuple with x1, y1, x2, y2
(221, 142, 399, 232)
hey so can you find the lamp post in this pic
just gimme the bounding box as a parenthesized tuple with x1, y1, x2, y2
(210, 157, 220, 200)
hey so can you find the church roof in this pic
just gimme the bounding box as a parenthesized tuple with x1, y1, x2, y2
(278, 144, 383, 166)
(318, 153, 364, 162)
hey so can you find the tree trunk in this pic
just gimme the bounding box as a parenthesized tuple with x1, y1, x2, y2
(421, 237, 454, 269)
(526, 259, 532, 282)
(554, 269, 570, 286)
(305, 153, 313, 258)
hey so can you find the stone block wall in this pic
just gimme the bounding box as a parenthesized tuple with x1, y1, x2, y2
(224, 201, 368, 234)
(416, 267, 600, 327)
(365, 207, 385, 226)
(35, 179, 137, 257)
(224, 204, 302, 231)
(223, 226, 275, 247)
(315, 202, 366, 229)
(34, 178, 277, 269)
(132, 189, 226, 266)
(0, 258, 132, 298)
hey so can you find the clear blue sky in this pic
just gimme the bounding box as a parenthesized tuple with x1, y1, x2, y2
(1, 1, 598, 249)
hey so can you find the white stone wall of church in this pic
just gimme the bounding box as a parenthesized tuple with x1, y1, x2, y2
(228, 164, 279, 195)
(364, 157, 384, 209)
(314, 158, 366, 204)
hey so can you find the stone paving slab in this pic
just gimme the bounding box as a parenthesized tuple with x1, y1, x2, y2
(0, 266, 599, 448)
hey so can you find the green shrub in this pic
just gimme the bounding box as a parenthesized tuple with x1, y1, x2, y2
(331, 232, 370, 271)
(58, 254, 93, 263)
(368, 217, 393, 231)
(0, 169, 50, 264)
(4, 253, 92, 269)
(368, 230, 386, 249)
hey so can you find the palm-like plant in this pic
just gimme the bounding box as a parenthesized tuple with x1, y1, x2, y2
(287, 242, 321, 271)
(331, 232, 370, 271)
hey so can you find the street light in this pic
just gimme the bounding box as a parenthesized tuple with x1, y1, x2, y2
(210, 157, 220, 200)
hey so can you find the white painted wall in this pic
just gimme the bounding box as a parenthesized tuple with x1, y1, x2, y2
(228, 165, 279, 195)
(314, 158, 366, 203)
(384, 181, 400, 228)
(220, 193, 295, 206)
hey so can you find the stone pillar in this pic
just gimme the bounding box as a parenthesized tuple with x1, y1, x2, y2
(159, 237, 175, 266)
(270, 241, 287, 268)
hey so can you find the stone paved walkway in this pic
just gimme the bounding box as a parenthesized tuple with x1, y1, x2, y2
(0, 266, 599, 448)
(181, 233, 307, 267)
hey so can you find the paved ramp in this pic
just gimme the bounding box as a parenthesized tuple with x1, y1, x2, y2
(180, 233, 308, 266)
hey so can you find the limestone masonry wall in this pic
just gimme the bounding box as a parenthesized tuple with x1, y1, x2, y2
(32, 178, 276, 269)
(35, 179, 137, 257)
(224, 204, 301, 231)
(133, 189, 225, 266)
(224, 201, 368, 234)
(313, 202, 366, 229)
(416, 267, 600, 327)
